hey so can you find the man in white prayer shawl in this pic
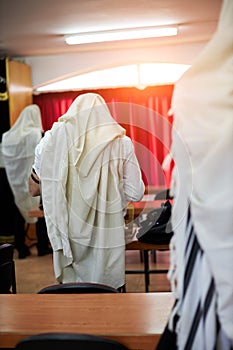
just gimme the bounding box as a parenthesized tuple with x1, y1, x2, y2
(29, 93, 145, 289)
(2, 104, 50, 258)
(156, 0, 233, 349)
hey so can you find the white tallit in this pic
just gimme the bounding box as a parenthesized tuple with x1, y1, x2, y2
(39, 93, 130, 288)
(2, 105, 42, 223)
(169, 0, 233, 341)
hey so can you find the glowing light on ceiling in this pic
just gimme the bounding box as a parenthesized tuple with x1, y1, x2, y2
(65, 26, 178, 45)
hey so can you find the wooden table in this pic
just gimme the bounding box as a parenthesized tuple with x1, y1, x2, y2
(145, 185, 166, 195)
(29, 200, 169, 220)
(126, 199, 171, 292)
(132, 199, 166, 218)
(0, 293, 174, 350)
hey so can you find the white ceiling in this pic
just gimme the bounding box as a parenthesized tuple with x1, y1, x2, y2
(0, 0, 223, 58)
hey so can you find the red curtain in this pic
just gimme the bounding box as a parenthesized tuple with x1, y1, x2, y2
(33, 85, 174, 188)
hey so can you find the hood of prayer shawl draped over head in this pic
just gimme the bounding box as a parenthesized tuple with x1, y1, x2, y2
(40, 93, 126, 268)
(59, 92, 126, 177)
(2, 104, 42, 223)
(169, 0, 233, 341)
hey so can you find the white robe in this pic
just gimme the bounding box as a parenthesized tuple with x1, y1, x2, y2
(169, 0, 233, 342)
(2, 105, 42, 223)
(36, 93, 144, 288)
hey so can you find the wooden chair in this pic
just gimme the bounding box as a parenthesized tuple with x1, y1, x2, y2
(15, 332, 129, 350)
(0, 243, 17, 293)
(37, 282, 119, 294)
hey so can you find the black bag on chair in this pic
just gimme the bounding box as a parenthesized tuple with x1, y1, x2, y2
(136, 200, 173, 244)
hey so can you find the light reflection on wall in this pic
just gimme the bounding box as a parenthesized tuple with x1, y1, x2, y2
(35, 63, 190, 93)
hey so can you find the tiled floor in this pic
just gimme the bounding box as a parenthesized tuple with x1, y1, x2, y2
(14, 243, 171, 294)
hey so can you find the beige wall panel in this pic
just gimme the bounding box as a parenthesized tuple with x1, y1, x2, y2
(7, 60, 33, 126)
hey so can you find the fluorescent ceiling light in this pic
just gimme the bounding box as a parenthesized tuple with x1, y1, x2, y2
(34, 63, 190, 93)
(65, 26, 178, 45)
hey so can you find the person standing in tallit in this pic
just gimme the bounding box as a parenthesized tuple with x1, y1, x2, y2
(29, 93, 145, 289)
(156, 0, 233, 349)
(2, 104, 50, 258)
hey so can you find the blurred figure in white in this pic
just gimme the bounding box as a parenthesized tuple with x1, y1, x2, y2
(156, 0, 233, 349)
(2, 105, 50, 258)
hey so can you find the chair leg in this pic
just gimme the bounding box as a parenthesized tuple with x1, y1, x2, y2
(143, 251, 150, 293)
(151, 250, 157, 263)
(12, 261, 17, 294)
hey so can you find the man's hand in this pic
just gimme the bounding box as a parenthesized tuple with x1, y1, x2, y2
(29, 170, 41, 197)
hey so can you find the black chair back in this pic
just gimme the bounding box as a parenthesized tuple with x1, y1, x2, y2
(0, 243, 16, 293)
(37, 282, 119, 294)
(0, 262, 14, 293)
(15, 333, 129, 350)
(0, 243, 14, 264)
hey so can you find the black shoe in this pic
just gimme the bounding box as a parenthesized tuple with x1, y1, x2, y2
(18, 248, 31, 259)
(38, 247, 52, 257)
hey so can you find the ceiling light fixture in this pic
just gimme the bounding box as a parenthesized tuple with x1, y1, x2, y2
(65, 26, 178, 45)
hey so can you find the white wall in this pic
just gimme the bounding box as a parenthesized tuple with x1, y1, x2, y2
(24, 41, 206, 89)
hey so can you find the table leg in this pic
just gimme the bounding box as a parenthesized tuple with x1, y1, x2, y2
(143, 250, 150, 292)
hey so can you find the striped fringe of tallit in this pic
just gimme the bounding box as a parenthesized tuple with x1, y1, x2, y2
(164, 206, 232, 350)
